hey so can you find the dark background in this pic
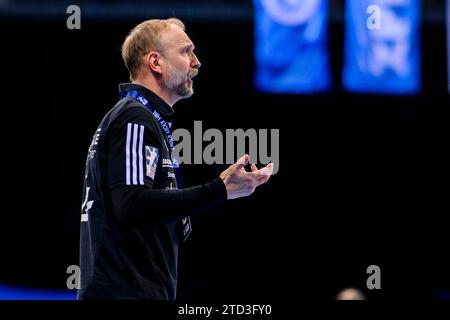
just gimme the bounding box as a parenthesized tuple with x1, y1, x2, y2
(0, 1, 449, 300)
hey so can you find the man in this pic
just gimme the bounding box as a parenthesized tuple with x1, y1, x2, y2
(78, 18, 273, 300)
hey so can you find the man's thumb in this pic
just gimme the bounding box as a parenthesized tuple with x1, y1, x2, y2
(234, 154, 249, 170)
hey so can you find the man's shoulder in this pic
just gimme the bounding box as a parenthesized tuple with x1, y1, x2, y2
(98, 97, 160, 148)
(107, 97, 156, 128)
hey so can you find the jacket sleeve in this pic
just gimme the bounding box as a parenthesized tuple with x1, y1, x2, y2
(105, 105, 228, 225)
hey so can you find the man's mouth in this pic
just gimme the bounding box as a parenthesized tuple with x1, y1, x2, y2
(188, 71, 198, 79)
(187, 71, 197, 85)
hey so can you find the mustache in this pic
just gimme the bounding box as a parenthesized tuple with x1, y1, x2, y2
(188, 70, 198, 79)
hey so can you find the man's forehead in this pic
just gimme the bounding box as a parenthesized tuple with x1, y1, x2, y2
(162, 24, 194, 47)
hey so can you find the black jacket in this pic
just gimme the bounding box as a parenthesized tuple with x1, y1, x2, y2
(78, 83, 227, 299)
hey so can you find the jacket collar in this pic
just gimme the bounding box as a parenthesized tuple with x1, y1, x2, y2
(118, 83, 175, 119)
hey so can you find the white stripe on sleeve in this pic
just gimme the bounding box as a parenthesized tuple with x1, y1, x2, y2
(125, 123, 132, 185)
(132, 124, 138, 185)
(138, 124, 144, 185)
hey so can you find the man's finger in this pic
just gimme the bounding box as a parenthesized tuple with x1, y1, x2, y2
(249, 163, 273, 178)
(254, 172, 271, 187)
(234, 154, 249, 171)
(250, 163, 258, 172)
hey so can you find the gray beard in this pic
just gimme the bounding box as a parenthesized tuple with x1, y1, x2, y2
(164, 64, 193, 98)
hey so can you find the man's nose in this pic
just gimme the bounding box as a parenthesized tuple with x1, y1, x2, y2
(191, 53, 201, 69)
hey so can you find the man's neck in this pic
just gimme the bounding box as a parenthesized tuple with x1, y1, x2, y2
(131, 78, 178, 107)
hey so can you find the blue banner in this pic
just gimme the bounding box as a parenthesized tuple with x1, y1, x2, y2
(342, 0, 421, 94)
(254, 0, 331, 93)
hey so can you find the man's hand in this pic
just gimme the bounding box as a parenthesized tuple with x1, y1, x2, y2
(219, 154, 273, 200)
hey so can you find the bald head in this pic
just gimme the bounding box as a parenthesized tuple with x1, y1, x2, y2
(121, 18, 186, 80)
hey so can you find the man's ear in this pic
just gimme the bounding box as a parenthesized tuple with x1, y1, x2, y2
(145, 52, 162, 75)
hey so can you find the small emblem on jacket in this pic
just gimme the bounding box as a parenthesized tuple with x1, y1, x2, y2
(145, 145, 159, 180)
(162, 158, 173, 168)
